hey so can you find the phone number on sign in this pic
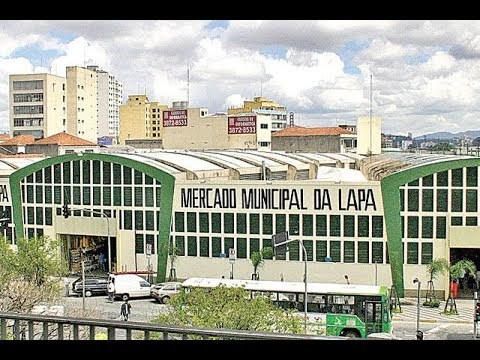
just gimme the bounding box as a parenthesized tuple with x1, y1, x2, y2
(228, 126, 256, 134)
(164, 119, 187, 127)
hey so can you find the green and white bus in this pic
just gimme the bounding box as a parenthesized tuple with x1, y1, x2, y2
(182, 277, 392, 338)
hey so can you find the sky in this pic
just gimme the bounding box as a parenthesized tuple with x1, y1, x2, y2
(2, 20, 480, 136)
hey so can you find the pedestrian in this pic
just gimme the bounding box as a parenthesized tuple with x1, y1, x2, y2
(108, 280, 115, 303)
(120, 300, 131, 321)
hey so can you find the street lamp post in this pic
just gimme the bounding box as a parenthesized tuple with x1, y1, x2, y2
(413, 278, 422, 340)
(81, 248, 86, 315)
(297, 240, 308, 334)
(273, 232, 308, 334)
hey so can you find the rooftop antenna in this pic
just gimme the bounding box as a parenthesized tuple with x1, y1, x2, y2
(187, 62, 190, 106)
(369, 73, 373, 156)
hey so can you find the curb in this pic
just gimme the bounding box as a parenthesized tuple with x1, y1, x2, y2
(393, 319, 472, 324)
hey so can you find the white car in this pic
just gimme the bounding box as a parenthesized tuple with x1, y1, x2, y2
(150, 282, 183, 303)
(108, 274, 151, 301)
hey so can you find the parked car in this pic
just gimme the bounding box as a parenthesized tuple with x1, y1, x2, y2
(72, 276, 108, 297)
(150, 282, 183, 303)
(108, 274, 151, 301)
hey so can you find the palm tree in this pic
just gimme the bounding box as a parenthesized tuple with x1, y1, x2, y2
(425, 258, 448, 304)
(250, 247, 273, 280)
(444, 259, 476, 314)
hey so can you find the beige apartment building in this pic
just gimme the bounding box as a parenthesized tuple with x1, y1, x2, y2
(119, 97, 272, 150)
(228, 96, 288, 132)
(66, 66, 98, 144)
(9, 73, 66, 139)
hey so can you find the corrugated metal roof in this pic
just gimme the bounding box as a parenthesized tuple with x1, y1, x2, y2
(360, 153, 472, 180)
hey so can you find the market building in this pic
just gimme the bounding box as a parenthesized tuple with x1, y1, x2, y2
(1, 150, 480, 299)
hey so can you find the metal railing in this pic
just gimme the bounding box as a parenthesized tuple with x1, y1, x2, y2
(0, 312, 342, 340)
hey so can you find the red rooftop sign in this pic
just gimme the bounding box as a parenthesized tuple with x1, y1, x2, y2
(228, 115, 257, 134)
(163, 110, 188, 127)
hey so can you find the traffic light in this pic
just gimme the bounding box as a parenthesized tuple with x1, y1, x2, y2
(62, 204, 70, 218)
(476, 302, 480, 322)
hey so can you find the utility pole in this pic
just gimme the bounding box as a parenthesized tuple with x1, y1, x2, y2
(81, 248, 86, 315)
(369, 74, 373, 156)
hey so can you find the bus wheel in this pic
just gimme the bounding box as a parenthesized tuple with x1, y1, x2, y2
(122, 294, 129, 301)
(342, 329, 360, 338)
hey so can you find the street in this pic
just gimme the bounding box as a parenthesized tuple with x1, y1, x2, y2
(48, 294, 479, 340)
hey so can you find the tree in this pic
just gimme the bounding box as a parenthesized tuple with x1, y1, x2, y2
(0, 236, 67, 313)
(153, 286, 302, 335)
(424, 258, 448, 306)
(444, 259, 476, 314)
(250, 247, 273, 280)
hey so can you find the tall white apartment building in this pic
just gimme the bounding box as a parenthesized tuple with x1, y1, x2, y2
(66, 66, 98, 144)
(87, 66, 123, 142)
(9, 73, 66, 139)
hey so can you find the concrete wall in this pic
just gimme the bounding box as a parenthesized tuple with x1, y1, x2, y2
(119, 95, 150, 144)
(96, 71, 109, 138)
(271, 135, 341, 152)
(66, 66, 98, 143)
(357, 116, 382, 156)
(10, 73, 66, 139)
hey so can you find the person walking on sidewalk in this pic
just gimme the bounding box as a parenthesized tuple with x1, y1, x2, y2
(120, 300, 132, 321)
(108, 281, 115, 302)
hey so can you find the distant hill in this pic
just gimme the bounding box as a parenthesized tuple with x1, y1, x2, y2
(414, 130, 480, 140)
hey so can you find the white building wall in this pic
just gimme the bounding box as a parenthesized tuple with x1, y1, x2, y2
(357, 116, 382, 156)
(9, 74, 66, 139)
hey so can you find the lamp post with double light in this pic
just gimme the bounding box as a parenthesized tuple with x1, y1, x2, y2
(413, 278, 423, 340)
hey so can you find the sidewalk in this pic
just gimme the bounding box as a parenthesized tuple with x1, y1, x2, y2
(392, 298, 474, 324)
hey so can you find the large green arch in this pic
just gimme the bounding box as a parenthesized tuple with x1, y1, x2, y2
(381, 158, 480, 297)
(9, 153, 175, 282)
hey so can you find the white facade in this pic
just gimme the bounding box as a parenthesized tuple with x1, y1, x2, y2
(9, 74, 66, 139)
(88, 66, 123, 141)
(357, 116, 382, 156)
(253, 108, 287, 132)
(66, 66, 98, 143)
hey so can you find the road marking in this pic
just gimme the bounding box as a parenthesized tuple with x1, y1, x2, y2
(426, 324, 450, 334)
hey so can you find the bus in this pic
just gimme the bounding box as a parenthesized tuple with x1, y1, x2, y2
(181, 277, 392, 338)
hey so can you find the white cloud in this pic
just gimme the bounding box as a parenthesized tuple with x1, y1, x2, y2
(3, 20, 480, 136)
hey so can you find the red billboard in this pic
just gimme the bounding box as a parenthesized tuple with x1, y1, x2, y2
(228, 115, 257, 134)
(163, 110, 188, 127)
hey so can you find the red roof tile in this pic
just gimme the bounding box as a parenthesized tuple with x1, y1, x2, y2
(272, 126, 354, 137)
(1, 135, 36, 145)
(34, 132, 96, 146)
(0, 134, 10, 141)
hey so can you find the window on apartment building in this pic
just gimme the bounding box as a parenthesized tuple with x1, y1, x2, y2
(260, 124, 268, 129)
